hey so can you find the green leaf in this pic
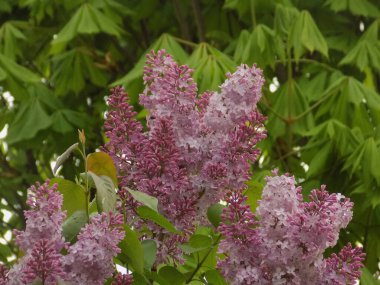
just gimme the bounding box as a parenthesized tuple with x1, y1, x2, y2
(0, 53, 40, 83)
(127, 188, 158, 212)
(0, 243, 12, 261)
(51, 3, 122, 52)
(289, 10, 328, 60)
(49, 178, 86, 217)
(51, 110, 74, 134)
(62, 211, 87, 242)
(204, 269, 227, 285)
(363, 138, 380, 184)
(112, 33, 188, 87)
(326, 0, 380, 17)
(360, 266, 380, 284)
(142, 239, 157, 269)
(234, 25, 282, 68)
(0, 22, 26, 60)
(6, 99, 52, 144)
(181, 234, 213, 254)
(87, 152, 118, 186)
(53, 143, 79, 175)
(245, 181, 263, 212)
(61, 110, 90, 129)
(87, 171, 117, 212)
(365, 229, 380, 273)
(187, 43, 235, 92)
(343, 138, 380, 184)
(306, 143, 332, 177)
(51, 48, 108, 95)
(340, 22, 380, 72)
(266, 80, 314, 138)
(119, 226, 144, 274)
(274, 4, 300, 37)
(207, 203, 225, 228)
(136, 206, 180, 234)
(158, 266, 186, 285)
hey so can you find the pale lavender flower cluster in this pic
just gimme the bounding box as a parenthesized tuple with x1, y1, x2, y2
(103, 50, 265, 262)
(2, 181, 126, 285)
(14, 181, 67, 253)
(218, 173, 364, 285)
(7, 181, 67, 285)
(63, 212, 125, 285)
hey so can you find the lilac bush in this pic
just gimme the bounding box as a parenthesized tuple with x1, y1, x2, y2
(103, 50, 364, 283)
(0, 50, 365, 284)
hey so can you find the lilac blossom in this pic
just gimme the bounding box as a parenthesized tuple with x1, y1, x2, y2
(217, 173, 364, 284)
(103, 50, 265, 262)
(63, 212, 125, 285)
(14, 181, 67, 252)
(5, 181, 124, 284)
(324, 243, 366, 284)
(7, 181, 67, 285)
(112, 273, 133, 285)
(21, 239, 66, 285)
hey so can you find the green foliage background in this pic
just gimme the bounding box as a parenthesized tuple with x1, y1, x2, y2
(0, 0, 380, 283)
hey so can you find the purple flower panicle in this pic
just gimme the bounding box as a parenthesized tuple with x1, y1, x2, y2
(218, 173, 364, 284)
(324, 243, 365, 285)
(7, 181, 67, 285)
(14, 181, 67, 252)
(63, 212, 125, 285)
(103, 50, 266, 262)
(21, 239, 66, 285)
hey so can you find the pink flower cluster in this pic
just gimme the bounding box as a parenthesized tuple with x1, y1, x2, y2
(103, 50, 265, 262)
(217, 173, 365, 285)
(63, 213, 125, 285)
(1, 181, 128, 285)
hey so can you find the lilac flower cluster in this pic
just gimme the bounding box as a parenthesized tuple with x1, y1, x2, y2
(104, 50, 265, 261)
(63, 213, 125, 285)
(7, 181, 67, 285)
(218, 173, 364, 285)
(1, 181, 127, 285)
(112, 273, 134, 285)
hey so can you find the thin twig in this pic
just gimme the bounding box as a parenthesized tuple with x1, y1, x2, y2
(250, 0, 256, 28)
(172, 36, 198, 48)
(275, 58, 338, 73)
(191, 0, 206, 42)
(185, 235, 221, 283)
(172, 0, 191, 41)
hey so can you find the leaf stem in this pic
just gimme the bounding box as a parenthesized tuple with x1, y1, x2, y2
(191, 0, 206, 42)
(172, 0, 191, 41)
(275, 58, 338, 72)
(363, 207, 372, 254)
(185, 235, 221, 283)
(172, 36, 198, 48)
(79, 136, 90, 222)
(259, 100, 287, 122)
(250, 0, 257, 28)
(292, 79, 343, 121)
(286, 41, 294, 148)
